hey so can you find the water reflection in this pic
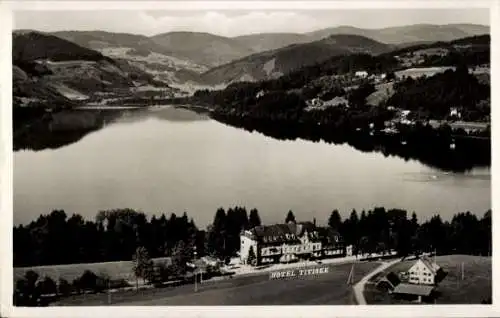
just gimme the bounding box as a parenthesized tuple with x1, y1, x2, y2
(13, 106, 210, 151)
(14, 106, 491, 174)
(13, 106, 491, 227)
(213, 115, 491, 173)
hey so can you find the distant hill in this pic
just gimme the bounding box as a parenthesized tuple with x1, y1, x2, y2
(307, 24, 489, 45)
(16, 23, 489, 92)
(51, 31, 208, 85)
(150, 31, 255, 68)
(231, 24, 489, 54)
(13, 31, 111, 63)
(232, 33, 310, 53)
(12, 31, 172, 108)
(386, 34, 490, 56)
(41, 24, 489, 86)
(51, 30, 159, 51)
(199, 34, 392, 85)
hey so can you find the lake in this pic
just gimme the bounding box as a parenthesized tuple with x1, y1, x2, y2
(13, 106, 491, 227)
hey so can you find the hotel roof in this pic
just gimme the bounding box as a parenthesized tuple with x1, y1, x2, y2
(248, 222, 321, 245)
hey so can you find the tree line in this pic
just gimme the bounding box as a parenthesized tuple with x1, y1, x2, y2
(15, 205, 491, 268)
(13, 207, 264, 267)
(325, 208, 491, 258)
(13, 209, 200, 267)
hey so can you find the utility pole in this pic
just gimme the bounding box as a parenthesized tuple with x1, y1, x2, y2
(461, 262, 464, 281)
(194, 246, 198, 293)
(347, 263, 354, 285)
(107, 278, 111, 305)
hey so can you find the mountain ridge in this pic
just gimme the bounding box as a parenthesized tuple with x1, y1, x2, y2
(12, 31, 172, 108)
(199, 34, 393, 85)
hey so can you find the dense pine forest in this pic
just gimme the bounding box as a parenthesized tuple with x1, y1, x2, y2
(14, 207, 491, 268)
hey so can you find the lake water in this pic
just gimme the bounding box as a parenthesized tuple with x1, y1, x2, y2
(13, 106, 491, 227)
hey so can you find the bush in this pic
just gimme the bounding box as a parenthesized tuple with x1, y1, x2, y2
(58, 278, 72, 297)
(13, 270, 41, 306)
(37, 276, 57, 295)
(78, 270, 98, 293)
(95, 275, 108, 293)
(72, 278, 82, 295)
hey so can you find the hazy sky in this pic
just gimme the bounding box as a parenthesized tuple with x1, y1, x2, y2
(13, 9, 489, 37)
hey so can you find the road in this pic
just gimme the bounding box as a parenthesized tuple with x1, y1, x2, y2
(55, 261, 380, 306)
(352, 259, 400, 305)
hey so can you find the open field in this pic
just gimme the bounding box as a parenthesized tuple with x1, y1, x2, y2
(53, 261, 380, 306)
(395, 67, 455, 79)
(14, 257, 172, 284)
(364, 255, 491, 304)
(366, 82, 395, 107)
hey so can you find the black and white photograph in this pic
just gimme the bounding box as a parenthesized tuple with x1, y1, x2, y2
(0, 0, 498, 317)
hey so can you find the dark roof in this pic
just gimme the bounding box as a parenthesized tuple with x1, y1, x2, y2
(249, 221, 324, 245)
(251, 223, 300, 245)
(393, 283, 435, 296)
(386, 272, 401, 287)
(317, 227, 343, 245)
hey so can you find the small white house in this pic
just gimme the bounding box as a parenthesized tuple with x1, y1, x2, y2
(355, 71, 368, 78)
(408, 256, 445, 285)
(346, 245, 353, 256)
(400, 110, 411, 118)
(450, 107, 461, 119)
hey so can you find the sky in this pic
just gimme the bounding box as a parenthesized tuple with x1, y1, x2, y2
(13, 9, 490, 37)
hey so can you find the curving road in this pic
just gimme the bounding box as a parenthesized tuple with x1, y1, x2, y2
(352, 259, 400, 305)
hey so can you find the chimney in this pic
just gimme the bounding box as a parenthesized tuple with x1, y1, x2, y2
(313, 218, 316, 226)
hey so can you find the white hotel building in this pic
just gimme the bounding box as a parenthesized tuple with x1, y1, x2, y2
(240, 221, 345, 266)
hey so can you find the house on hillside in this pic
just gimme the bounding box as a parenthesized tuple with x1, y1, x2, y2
(408, 256, 447, 286)
(240, 221, 344, 266)
(384, 256, 447, 303)
(256, 90, 265, 99)
(355, 70, 368, 78)
(306, 98, 323, 108)
(450, 107, 462, 119)
(376, 271, 401, 292)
